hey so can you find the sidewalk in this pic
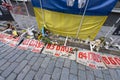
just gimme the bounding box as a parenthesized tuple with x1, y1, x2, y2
(0, 42, 120, 80)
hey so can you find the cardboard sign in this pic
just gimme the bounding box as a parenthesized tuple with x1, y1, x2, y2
(17, 39, 31, 50)
(77, 51, 107, 69)
(8, 37, 20, 47)
(102, 55, 120, 68)
(77, 51, 120, 69)
(42, 44, 76, 60)
(30, 39, 44, 53)
(0, 33, 13, 43)
(18, 39, 44, 53)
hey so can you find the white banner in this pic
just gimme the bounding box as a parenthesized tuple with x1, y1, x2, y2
(0, 33, 12, 43)
(77, 51, 120, 69)
(30, 39, 44, 53)
(18, 39, 44, 53)
(17, 39, 31, 50)
(42, 44, 76, 60)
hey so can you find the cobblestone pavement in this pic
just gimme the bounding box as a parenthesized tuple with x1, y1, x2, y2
(0, 42, 120, 80)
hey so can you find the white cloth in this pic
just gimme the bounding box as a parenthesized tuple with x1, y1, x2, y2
(78, 0, 86, 8)
(67, 0, 75, 7)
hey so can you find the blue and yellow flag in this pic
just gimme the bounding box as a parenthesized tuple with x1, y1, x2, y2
(31, 0, 118, 40)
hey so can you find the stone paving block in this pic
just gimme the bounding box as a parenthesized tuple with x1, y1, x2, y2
(94, 69, 103, 78)
(34, 53, 40, 57)
(24, 70, 36, 80)
(24, 50, 31, 54)
(0, 59, 7, 67)
(78, 64, 85, 70)
(16, 53, 27, 63)
(0, 62, 11, 71)
(60, 68, 69, 80)
(47, 54, 53, 58)
(0, 70, 2, 74)
(78, 70, 86, 80)
(0, 76, 5, 80)
(86, 70, 95, 80)
(28, 57, 38, 66)
(102, 69, 110, 74)
(52, 68, 62, 80)
(46, 60, 56, 75)
(14, 60, 28, 74)
(103, 73, 112, 80)
(41, 57, 50, 69)
(4, 49, 19, 59)
(116, 69, 120, 77)
(17, 65, 31, 80)
(86, 66, 93, 71)
(40, 54, 47, 58)
(8, 50, 24, 62)
(55, 57, 64, 68)
(1, 62, 18, 77)
(6, 73, 17, 80)
(25, 52, 34, 60)
(70, 61, 78, 75)
(34, 68, 45, 80)
(31, 57, 44, 71)
(0, 47, 15, 59)
(109, 69, 120, 80)
(0, 45, 10, 53)
(64, 58, 71, 68)
(51, 56, 57, 60)
(42, 74, 51, 80)
(96, 78, 104, 80)
(69, 74, 77, 80)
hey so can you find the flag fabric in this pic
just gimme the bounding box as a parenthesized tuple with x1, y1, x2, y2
(31, 0, 118, 40)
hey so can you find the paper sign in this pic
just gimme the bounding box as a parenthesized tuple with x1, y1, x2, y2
(0, 33, 13, 43)
(8, 37, 20, 47)
(31, 40, 44, 53)
(42, 44, 76, 60)
(18, 39, 31, 50)
(77, 51, 107, 69)
(102, 55, 120, 68)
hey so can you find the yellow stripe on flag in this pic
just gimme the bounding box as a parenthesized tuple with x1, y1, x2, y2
(33, 7, 107, 40)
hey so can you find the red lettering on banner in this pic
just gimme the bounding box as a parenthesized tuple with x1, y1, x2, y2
(114, 57, 120, 65)
(22, 39, 30, 45)
(13, 37, 20, 41)
(60, 46, 69, 52)
(89, 63, 96, 69)
(102, 56, 110, 65)
(108, 57, 117, 65)
(36, 42, 44, 48)
(56, 45, 60, 50)
(88, 52, 93, 60)
(50, 44, 55, 50)
(29, 40, 36, 47)
(92, 53, 101, 63)
(78, 52, 87, 59)
(69, 48, 73, 52)
(35, 41, 39, 48)
(60, 46, 66, 52)
(54, 53, 60, 57)
(46, 44, 51, 49)
(7, 35, 14, 39)
(32, 49, 40, 53)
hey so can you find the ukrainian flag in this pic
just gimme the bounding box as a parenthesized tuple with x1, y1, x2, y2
(31, 0, 118, 40)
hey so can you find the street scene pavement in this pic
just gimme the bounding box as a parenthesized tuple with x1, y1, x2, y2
(0, 41, 120, 80)
(0, 1, 120, 80)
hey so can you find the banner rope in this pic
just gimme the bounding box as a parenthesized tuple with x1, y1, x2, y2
(76, 0, 90, 38)
(39, 0, 46, 26)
